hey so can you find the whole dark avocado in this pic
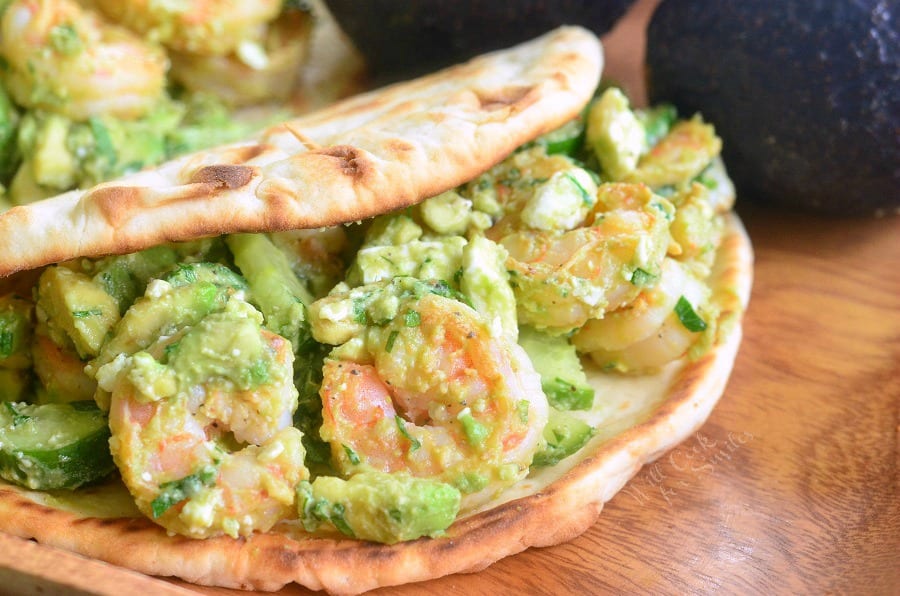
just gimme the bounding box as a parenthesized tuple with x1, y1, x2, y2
(324, 0, 635, 83)
(646, 0, 899, 216)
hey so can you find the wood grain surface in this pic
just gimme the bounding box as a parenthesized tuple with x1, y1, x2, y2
(2, 0, 898, 594)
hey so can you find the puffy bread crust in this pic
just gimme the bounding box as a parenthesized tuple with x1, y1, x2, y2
(0, 26, 602, 278)
(0, 215, 753, 594)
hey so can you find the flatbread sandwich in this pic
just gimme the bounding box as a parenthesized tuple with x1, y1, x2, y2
(0, 26, 752, 594)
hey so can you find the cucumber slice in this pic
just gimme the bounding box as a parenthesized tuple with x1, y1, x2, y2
(0, 401, 115, 490)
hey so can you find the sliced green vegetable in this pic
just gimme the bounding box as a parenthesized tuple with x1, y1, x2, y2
(674, 296, 708, 332)
(0, 401, 115, 490)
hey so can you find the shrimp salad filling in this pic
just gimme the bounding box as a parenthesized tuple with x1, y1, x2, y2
(0, 0, 314, 210)
(0, 88, 739, 544)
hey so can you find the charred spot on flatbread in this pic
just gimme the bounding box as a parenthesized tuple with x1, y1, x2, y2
(473, 84, 539, 112)
(189, 164, 256, 190)
(314, 145, 371, 180)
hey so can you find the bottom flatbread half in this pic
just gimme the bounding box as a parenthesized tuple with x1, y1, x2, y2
(0, 212, 753, 594)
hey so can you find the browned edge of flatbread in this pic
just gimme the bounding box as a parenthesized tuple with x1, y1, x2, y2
(0, 26, 602, 279)
(0, 213, 753, 594)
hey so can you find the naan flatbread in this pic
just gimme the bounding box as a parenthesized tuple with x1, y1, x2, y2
(0, 26, 601, 277)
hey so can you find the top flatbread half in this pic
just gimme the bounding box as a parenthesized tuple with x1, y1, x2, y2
(0, 26, 602, 278)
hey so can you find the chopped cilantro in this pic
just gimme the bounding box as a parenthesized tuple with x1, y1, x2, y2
(458, 408, 490, 447)
(0, 330, 12, 358)
(385, 329, 399, 353)
(395, 415, 421, 451)
(630, 268, 658, 287)
(71, 308, 103, 318)
(3, 402, 30, 426)
(150, 465, 218, 518)
(49, 23, 82, 55)
(342, 444, 360, 465)
(564, 172, 592, 205)
(674, 296, 707, 332)
(404, 310, 420, 327)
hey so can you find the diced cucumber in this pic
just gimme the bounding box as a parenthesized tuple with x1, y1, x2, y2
(0, 401, 115, 489)
(0, 294, 33, 369)
(226, 234, 314, 354)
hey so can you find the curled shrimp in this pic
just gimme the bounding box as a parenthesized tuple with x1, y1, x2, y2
(572, 258, 713, 372)
(0, 0, 168, 121)
(92, 0, 282, 56)
(310, 280, 548, 510)
(167, 7, 313, 107)
(482, 157, 675, 334)
(104, 299, 307, 538)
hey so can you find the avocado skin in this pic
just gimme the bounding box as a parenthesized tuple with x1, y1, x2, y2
(646, 0, 899, 215)
(325, 0, 634, 83)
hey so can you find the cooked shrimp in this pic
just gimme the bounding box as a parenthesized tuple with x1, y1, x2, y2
(92, 0, 282, 56)
(572, 258, 713, 372)
(31, 328, 97, 403)
(624, 116, 723, 188)
(485, 179, 675, 334)
(105, 300, 307, 538)
(312, 282, 548, 510)
(0, 0, 168, 121)
(167, 7, 313, 106)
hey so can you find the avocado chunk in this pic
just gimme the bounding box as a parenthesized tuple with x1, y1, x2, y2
(586, 87, 646, 180)
(647, 0, 899, 215)
(36, 267, 120, 359)
(532, 408, 595, 468)
(91, 239, 230, 314)
(298, 471, 461, 544)
(89, 279, 231, 378)
(0, 401, 115, 490)
(518, 326, 594, 411)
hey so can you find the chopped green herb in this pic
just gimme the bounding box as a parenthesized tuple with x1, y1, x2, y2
(0, 330, 12, 358)
(385, 330, 399, 353)
(630, 268, 658, 287)
(516, 400, 530, 424)
(329, 502, 355, 537)
(404, 310, 420, 327)
(352, 298, 369, 325)
(246, 359, 269, 386)
(88, 117, 117, 166)
(674, 296, 707, 332)
(3, 402, 30, 426)
(71, 308, 103, 318)
(564, 172, 592, 205)
(150, 465, 218, 518)
(395, 415, 421, 451)
(342, 444, 361, 465)
(458, 408, 490, 447)
(48, 23, 82, 55)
